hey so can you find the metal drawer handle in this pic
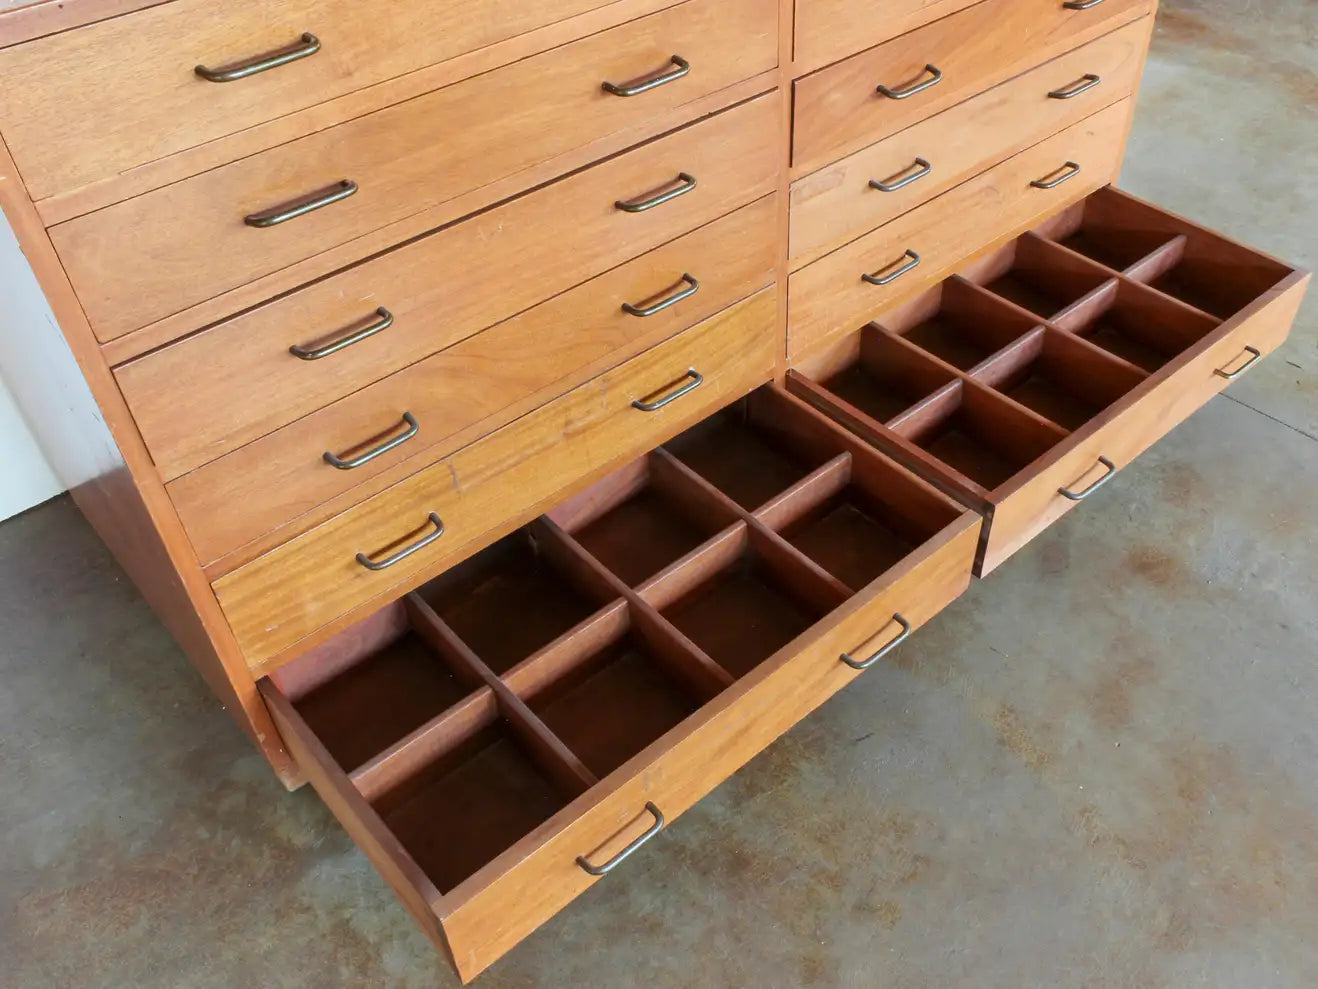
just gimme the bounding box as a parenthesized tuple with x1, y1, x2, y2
(840, 614, 913, 671)
(1058, 456, 1116, 501)
(195, 32, 321, 83)
(324, 413, 420, 470)
(289, 307, 393, 361)
(632, 369, 703, 412)
(576, 803, 665, 876)
(616, 173, 697, 213)
(1063, 0, 1106, 9)
(1214, 346, 1262, 380)
(863, 249, 921, 286)
(1031, 162, 1082, 190)
(623, 274, 700, 317)
(355, 512, 445, 571)
(870, 157, 932, 193)
(1048, 74, 1102, 99)
(603, 55, 691, 97)
(877, 63, 943, 100)
(245, 179, 358, 228)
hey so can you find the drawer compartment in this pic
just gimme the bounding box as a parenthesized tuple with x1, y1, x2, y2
(794, 0, 984, 74)
(789, 186, 1309, 576)
(0, 0, 623, 202)
(51, 0, 779, 341)
(789, 18, 1152, 266)
(262, 383, 980, 982)
(789, 99, 1130, 360)
(790, 0, 1150, 175)
(213, 289, 779, 673)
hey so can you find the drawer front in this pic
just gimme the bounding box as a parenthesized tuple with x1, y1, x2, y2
(213, 290, 779, 672)
(116, 96, 780, 483)
(790, 0, 1150, 174)
(788, 99, 1130, 361)
(0, 0, 620, 201)
(794, 0, 983, 73)
(789, 18, 1150, 267)
(51, 0, 779, 341)
(171, 197, 779, 568)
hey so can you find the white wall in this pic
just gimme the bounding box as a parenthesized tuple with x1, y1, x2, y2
(0, 375, 62, 520)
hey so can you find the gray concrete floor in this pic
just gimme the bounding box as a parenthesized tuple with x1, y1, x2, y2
(4, 2, 1316, 986)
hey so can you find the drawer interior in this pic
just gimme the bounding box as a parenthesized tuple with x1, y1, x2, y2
(266, 384, 970, 908)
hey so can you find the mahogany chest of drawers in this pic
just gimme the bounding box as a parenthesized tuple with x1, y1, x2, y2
(0, 0, 1307, 980)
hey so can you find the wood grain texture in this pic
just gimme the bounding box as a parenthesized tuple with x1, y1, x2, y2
(115, 97, 779, 481)
(789, 0, 1151, 175)
(50, 0, 778, 341)
(792, 0, 984, 75)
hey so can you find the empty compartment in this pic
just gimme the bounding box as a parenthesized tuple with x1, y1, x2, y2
(1054, 279, 1221, 374)
(665, 401, 834, 511)
(1036, 197, 1180, 273)
(875, 278, 1042, 372)
(966, 235, 1114, 320)
(1138, 236, 1293, 321)
(546, 455, 738, 587)
(811, 326, 959, 427)
(269, 604, 481, 773)
(417, 530, 613, 674)
(973, 326, 1147, 430)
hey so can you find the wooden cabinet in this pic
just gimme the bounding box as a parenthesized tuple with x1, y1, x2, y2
(0, 0, 1308, 981)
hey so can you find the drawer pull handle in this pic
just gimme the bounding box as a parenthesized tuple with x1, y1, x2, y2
(355, 512, 445, 571)
(840, 614, 913, 671)
(877, 63, 943, 100)
(863, 249, 921, 286)
(289, 307, 394, 361)
(623, 274, 700, 317)
(245, 179, 358, 228)
(602, 55, 691, 97)
(1214, 346, 1262, 380)
(1048, 74, 1102, 100)
(1031, 162, 1082, 190)
(616, 173, 698, 213)
(576, 803, 665, 876)
(1063, 0, 1106, 9)
(1058, 456, 1117, 501)
(870, 158, 932, 193)
(324, 412, 420, 470)
(195, 32, 321, 83)
(632, 369, 703, 412)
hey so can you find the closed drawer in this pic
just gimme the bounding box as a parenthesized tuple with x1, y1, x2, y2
(213, 289, 780, 672)
(795, 0, 983, 74)
(171, 196, 779, 568)
(115, 95, 780, 484)
(790, 0, 1150, 175)
(0, 0, 622, 202)
(789, 99, 1130, 361)
(260, 382, 980, 982)
(789, 18, 1151, 267)
(51, 0, 779, 342)
(789, 186, 1309, 576)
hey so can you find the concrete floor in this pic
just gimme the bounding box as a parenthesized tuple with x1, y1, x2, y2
(4, 2, 1317, 986)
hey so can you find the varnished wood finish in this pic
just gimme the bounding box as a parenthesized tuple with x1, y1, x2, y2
(793, 0, 984, 75)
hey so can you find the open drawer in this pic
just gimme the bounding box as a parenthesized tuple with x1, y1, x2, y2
(788, 186, 1310, 575)
(260, 384, 980, 982)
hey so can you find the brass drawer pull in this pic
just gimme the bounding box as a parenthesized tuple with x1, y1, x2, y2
(877, 63, 943, 100)
(245, 179, 358, 228)
(1214, 346, 1262, 379)
(622, 274, 700, 317)
(1048, 74, 1102, 100)
(1058, 456, 1116, 501)
(289, 307, 393, 361)
(195, 32, 321, 83)
(355, 512, 445, 571)
(576, 803, 665, 876)
(863, 249, 921, 286)
(603, 55, 691, 97)
(870, 157, 933, 193)
(1031, 162, 1082, 189)
(1063, 0, 1106, 9)
(324, 413, 420, 470)
(615, 173, 698, 213)
(632, 369, 703, 412)
(840, 614, 913, 670)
